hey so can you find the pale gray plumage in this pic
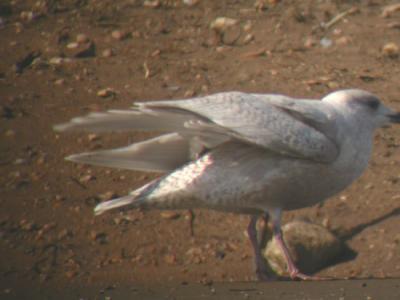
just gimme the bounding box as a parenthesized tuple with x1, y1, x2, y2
(54, 89, 400, 280)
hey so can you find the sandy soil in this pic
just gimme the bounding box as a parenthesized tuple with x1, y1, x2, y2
(1, 0, 400, 297)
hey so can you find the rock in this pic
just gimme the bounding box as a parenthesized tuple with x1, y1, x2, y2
(54, 78, 65, 85)
(90, 231, 108, 244)
(210, 17, 239, 33)
(66, 41, 96, 58)
(160, 211, 180, 219)
(382, 42, 399, 58)
(263, 220, 343, 276)
(164, 253, 177, 265)
(102, 48, 114, 57)
(49, 57, 72, 65)
(143, 0, 161, 8)
(76, 33, 89, 44)
(111, 30, 129, 41)
(183, 0, 200, 7)
(382, 3, 400, 18)
(98, 191, 117, 201)
(97, 88, 115, 98)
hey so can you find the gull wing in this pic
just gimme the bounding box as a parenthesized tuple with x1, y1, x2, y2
(141, 92, 339, 163)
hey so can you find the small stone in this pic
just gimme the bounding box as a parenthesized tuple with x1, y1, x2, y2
(5, 129, 15, 137)
(49, 57, 72, 65)
(111, 30, 128, 40)
(97, 88, 115, 98)
(79, 174, 95, 183)
(102, 48, 113, 57)
(19, 220, 36, 231)
(66, 42, 96, 58)
(76, 33, 89, 44)
(54, 79, 65, 85)
(263, 220, 343, 276)
(183, 0, 200, 6)
(66, 42, 79, 49)
(320, 37, 333, 48)
(98, 191, 117, 201)
(87, 133, 100, 142)
(65, 270, 77, 279)
(90, 231, 108, 244)
(58, 229, 72, 240)
(382, 42, 399, 58)
(143, 0, 161, 8)
(304, 36, 316, 48)
(382, 4, 400, 18)
(164, 254, 177, 265)
(20, 11, 36, 22)
(243, 33, 254, 44)
(210, 17, 239, 33)
(335, 36, 351, 46)
(160, 211, 180, 219)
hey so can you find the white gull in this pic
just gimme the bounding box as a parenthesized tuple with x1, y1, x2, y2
(54, 89, 400, 280)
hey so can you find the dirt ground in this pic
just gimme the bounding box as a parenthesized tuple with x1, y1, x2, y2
(1, 0, 400, 298)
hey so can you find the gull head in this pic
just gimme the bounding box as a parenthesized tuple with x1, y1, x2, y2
(322, 89, 400, 129)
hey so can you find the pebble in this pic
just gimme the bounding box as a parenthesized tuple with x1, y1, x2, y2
(79, 174, 95, 183)
(54, 79, 65, 85)
(20, 11, 36, 22)
(143, 0, 161, 8)
(19, 219, 37, 231)
(210, 17, 239, 33)
(335, 36, 351, 46)
(102, 48, 113, 57)
(5, 129, 15, 137)
(243, 33, 254, 44)
(98, 191, 117, 201)
(65, 270, 77, 279)
(58, 229, 72, 240)
(160, 211, 180, 219)
(87, 133, 100, 142)
(382, 42, 399, 58)
(90, 231, 108, 244)
(320, 37, 333, 48)
(97, 88, 115, 98)
(183, 0, 200, 6)
(382, 3, 400, 18)
(49, 57, 72, 65)
(263, 220, 343, 275)
(76, 33, 89, 44)
(304, 36, 316, 48)
(111, 30, 128, 41)
(164, 254, 177, 265)
(66, 42, 79, 49)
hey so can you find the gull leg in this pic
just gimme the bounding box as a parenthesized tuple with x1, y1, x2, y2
(187, 209, 195, 237)
(270, 209, 327, 281)
(247, 214, 274, 280)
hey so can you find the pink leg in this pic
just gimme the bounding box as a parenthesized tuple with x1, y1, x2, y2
(247, 214, 275, 280)
(270, 209, 328, 281)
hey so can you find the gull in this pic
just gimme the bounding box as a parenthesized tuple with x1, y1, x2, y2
(54, 89, 400, 280)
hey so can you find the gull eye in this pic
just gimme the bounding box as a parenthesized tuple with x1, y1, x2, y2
(362, 96, 380, 111)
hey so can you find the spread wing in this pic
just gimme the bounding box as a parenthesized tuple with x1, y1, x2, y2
(55, 92, 340, 166)
(140, 92, 339, 163)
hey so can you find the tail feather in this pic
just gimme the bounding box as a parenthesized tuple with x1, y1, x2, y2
(66, 133, 191, 172)
(94, 195, 139, 215)
(53, 108, 199, 133)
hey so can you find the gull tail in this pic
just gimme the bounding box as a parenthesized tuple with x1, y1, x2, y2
(94, 177, 163, 215)
(94, 195, 139, 216)
(66, 133, 192, 173)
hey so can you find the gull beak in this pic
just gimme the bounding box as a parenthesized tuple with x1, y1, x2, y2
(389, 111, 400, 123)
